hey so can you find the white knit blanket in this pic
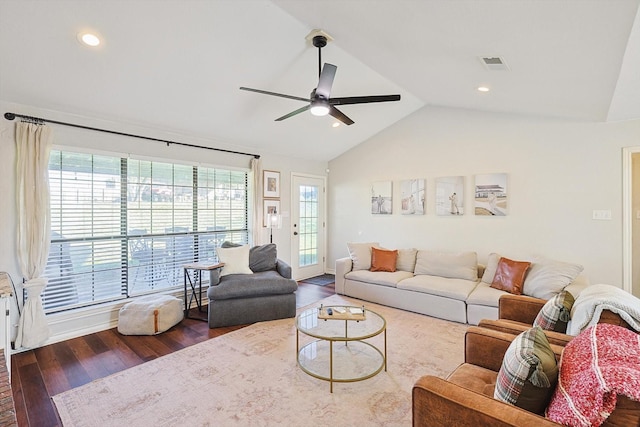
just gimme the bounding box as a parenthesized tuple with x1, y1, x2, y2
(567, 284, 640, 335)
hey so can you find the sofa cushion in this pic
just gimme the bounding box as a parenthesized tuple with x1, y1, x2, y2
(248, 243, 278, 272)
(523, 257, 583, 300)
(490, 257, 531, 295)
(370, 247, 398, 272)
(216, 245, 253, 276)
(221, 241, 277, 272)
(347, 242, 379, 271)
(396, 248, 417, 272)
(494, 326, 558, 415)
(207, 270, 297, 300)
(397, 274, 478, 301)
(481, 252, 502, 284)
(533, 290, 575, 333)
(345, 269, 413, 288)
(414, 250, 478, 281)
(447, 363, 497, 398)
(466, 282, 507, 307)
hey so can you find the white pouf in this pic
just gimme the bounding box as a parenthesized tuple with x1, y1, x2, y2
(118, 294, 184, 335)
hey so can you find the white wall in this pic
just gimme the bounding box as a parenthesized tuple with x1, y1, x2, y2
(0, 100, 328, 344)
(633, 153, 640, 296)
(327, 105, 640, 287)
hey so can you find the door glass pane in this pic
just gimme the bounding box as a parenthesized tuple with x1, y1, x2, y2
(299, 185, 319, 267)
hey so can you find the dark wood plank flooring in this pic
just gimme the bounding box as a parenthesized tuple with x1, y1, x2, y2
(11, 281, 335, 427)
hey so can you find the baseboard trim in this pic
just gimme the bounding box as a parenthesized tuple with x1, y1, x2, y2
(15, 288, 207, 352)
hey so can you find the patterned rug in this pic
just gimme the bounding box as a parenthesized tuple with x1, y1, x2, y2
(52, 295, 466, 426)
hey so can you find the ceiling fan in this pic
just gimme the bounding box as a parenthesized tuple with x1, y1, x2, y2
(239, 32, 401, 126)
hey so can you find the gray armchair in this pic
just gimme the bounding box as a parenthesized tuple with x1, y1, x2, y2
(207, 243, 298, 328)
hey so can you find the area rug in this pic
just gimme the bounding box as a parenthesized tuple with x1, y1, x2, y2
(300, 273, 336, 286)
(52, 294, 467, 427)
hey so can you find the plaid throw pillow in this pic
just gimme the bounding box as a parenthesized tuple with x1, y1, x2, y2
(494, 326, 559, 414)
(533, 291, 575, 333)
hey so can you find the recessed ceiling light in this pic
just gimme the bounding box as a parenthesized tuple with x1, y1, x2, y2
(332, 122, 340, 128)
(78, 32, 101, 47)
(477, 86, 490, 92)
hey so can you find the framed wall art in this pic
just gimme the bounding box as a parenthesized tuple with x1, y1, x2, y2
(263, 170, 280, 198)
(436, 176, 464, 216)
(475, 173, 508, 216)
(400, 179, 425, 215)
(263, 199, 281, 226)
(371, 181, 392, 215)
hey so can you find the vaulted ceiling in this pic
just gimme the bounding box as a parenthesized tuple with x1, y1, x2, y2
(1, 0, 639, 161)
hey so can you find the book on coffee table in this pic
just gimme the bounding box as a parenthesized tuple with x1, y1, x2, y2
(317, 306, 366, 321)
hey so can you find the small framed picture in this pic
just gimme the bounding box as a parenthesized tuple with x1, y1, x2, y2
(263, 170, 280, 198)
(264, 199, 280, 227)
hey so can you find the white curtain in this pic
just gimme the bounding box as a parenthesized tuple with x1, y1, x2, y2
(14, 121, 53, 349)
(250, 157, 263, 245)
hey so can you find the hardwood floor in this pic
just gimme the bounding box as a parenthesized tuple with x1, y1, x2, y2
(11, 281, 335, 427)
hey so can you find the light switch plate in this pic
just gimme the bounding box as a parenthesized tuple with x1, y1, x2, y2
(592, 210, 612, 220)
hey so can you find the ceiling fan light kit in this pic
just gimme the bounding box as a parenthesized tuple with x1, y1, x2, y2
(240, 30, 401, 126)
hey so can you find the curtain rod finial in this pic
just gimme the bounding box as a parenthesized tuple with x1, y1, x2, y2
(4, 113, 16, 121)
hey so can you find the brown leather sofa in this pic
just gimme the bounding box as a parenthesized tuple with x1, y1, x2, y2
(477, 293, 632, 346)
(412, 326, 640, 427)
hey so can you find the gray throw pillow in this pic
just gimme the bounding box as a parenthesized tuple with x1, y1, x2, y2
(249, 243, 278, 272)
(221, 241, 278, 273)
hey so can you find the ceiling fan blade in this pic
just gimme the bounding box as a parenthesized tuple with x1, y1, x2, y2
(239, 87, 309, 103)
(329, 94, 401, 105)
(315, 63, 337, 99)
(275, 105, 310, 121)
(329, 106, 354, 126)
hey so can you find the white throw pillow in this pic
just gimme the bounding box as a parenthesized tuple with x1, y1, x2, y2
(347, 242, 379, 271)
(216, 245, 253, 276)
(414, 250, 478, 281)
(523, 256, 583, 300)
(481, 252, 502, 284)
(396, 248, 418, 272)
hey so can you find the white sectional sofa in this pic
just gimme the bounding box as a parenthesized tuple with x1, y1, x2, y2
(335, 244, 589, 325)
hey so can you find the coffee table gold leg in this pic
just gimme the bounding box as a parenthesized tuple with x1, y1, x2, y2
(344, 320, 348, 346)
(330, 340, 333, 393)
(384, 329, 387, 371)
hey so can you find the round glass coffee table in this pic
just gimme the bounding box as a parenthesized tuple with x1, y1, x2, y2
(296, 305, 387, 392)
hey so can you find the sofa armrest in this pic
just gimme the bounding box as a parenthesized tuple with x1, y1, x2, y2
(412, 375, 558, 427)
(209, 269, 221, 286)
(464, 326, 518, 372)
(498, 294, 546, 324)
(335, 257, 352, 295)
(276, 259, 292, 279)
(478, 319, 573, 347)
(464, 326, 564, 371)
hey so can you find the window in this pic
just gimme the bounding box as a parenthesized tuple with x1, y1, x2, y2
(43, 150, 248, 313)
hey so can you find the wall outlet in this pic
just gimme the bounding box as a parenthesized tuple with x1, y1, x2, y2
(592, 210, 612, 220)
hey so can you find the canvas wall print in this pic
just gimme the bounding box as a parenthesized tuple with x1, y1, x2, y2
(475, 173, 508, 216)
(371, 181, 392, 214)
(436, 176, 464, 216)
(400, 179, 425, 215)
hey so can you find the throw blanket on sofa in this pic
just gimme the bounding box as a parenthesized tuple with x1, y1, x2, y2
(567, 284, 640, 335)
(546, 324, 640, 427)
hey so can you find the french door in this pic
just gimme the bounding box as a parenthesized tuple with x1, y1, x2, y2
(291, 174, 326, 280)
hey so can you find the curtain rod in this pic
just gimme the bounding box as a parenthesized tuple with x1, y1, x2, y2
(3, 112, 260, 159)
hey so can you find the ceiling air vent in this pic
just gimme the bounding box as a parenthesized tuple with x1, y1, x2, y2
(480, 56, 510, 71)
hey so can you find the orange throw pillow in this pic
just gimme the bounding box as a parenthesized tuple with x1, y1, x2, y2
(370, 247, 398, 272)
(491, 257, 531, 295)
